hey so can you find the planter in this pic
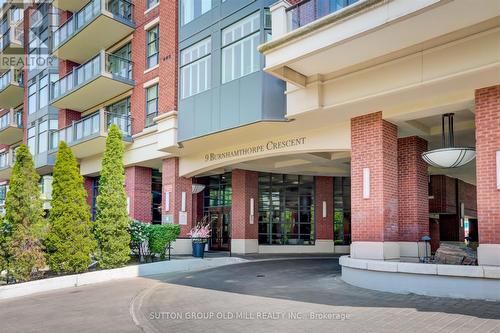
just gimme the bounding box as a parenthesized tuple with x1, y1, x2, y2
(192, 241, 206, 258)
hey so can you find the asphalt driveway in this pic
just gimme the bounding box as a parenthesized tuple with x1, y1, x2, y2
(0, 258, 499, 333)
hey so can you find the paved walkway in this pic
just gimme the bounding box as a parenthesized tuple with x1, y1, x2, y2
(0, 258, 499, 333)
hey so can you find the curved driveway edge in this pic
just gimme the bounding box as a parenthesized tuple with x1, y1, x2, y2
(0, 257, 248, 301)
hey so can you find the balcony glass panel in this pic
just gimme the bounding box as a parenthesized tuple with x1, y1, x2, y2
(53, 0, 134, 50)
(51, 52, 132, 101)
(0, 113, 9, 130)
(49, 111, 131, 151)
(0, 152, 9, 169)
(287, 0, 359, 31)
(0, 69, 23, 91)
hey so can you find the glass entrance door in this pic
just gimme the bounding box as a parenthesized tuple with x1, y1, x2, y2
(208, 208, 231, 251)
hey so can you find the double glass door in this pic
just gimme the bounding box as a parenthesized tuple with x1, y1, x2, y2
(208, 208, 231, 251)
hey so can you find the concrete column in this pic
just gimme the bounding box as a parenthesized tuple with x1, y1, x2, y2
(351, 111, 399, 260)
(231, 169, 258, 254)
(398, 136, 430, 261)
(475, 85, 500, 266)
(270, 1, 291, 39)
(125, 166, 152, 223)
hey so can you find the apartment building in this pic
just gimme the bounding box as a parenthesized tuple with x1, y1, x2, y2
(0, 0, 499, 262)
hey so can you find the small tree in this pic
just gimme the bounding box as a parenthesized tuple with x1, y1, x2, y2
(45, 142, 96, 274)
(3, 145, 46, 282)
(94, 125, 131, 268)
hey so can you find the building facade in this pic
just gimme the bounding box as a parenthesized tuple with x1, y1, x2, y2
(0, 0, 499, 264)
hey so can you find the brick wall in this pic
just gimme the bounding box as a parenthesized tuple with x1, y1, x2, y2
(398, 136, 429, 241)
(125, 166, 152, 222)
(162, 158, 192, 237)
(231, 169, 258, 240)
(315, 176, 334, 240)
(130, 0, 178, 134)
(351, 111, 398, 242)
(475, 85, 500, 244)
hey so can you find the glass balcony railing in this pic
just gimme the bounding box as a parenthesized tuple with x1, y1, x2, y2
(287, 0, 359, 31)
(0, 69, 23, 92)
(50, 51, 133, 101)
(0, 21, 23, 51)
(0, 151, 10, 170)
(0, 110, 22, 131)
(53, 0, 134, 51)
(49, 109, 132, 151)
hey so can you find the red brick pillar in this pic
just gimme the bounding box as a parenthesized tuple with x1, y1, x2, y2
(125, 166, 152, 223)
(475, 85, 500, 266)
(162, 158, 193, 249)
(315, 176, 334, 251)
(398, 136, 429, 260)
(351, 111, 399, 260)
(231, 169, 258, 254)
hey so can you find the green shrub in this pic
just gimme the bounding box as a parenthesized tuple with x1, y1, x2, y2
(3, 145, 46, 282)
(45, 142, 96, 274)
(147, 224, 180, 260)
(94, 125, 131, 269)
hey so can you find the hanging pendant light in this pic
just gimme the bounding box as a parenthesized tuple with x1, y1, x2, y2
(421, 113, 475, 168)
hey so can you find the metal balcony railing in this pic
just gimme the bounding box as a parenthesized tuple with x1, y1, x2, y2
(0, 69, 23, 92)
(50, 51, 133, 101)
(287, 0, 359, 31)
(49, 109, 132, 151)
(53, 0, 134, 50)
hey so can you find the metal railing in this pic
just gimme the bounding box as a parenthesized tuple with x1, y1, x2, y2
(287, 0, 359, 31)
(53, 0, 134, 50)
(0, 69, 23, 92)
(51, 51, 133, 101)
(0, 20, 23, 51)
(0, 110, 22, 130)
(49, 109, 132, 151)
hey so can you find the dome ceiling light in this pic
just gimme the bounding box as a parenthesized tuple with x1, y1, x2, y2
(192, 184, 206, 194)
(421, 113, 476, 169)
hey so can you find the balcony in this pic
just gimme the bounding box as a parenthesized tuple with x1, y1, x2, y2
(0, 69, 24, 108)
(0, 109, 22, 145)
(50, 51, 134, 112)
(0, 149, 13, 180)
(287, 0, 359, 31)
(52, 0, 135, 64)
(0, 21, 23, 54)
(52, 0, 91, 13)
(49, 108, 132, 159)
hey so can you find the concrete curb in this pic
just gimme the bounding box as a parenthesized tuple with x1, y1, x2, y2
(0, 257, 248, 301)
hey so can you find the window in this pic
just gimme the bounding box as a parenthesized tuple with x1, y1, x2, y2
(221, 12, 261, 84)
(181, 0, 211, 25)
(258, 173, 315, 245)
(27, 126, 36, 155)
(147, 0, 159, 9)
(333, 177, 351, 245)
(28, 83, 37, 114)
(38, 120, 48, 153)
(151, 169, 162, 224)
(147, 26, 159, 69)
(107, 97, 131, 135)
(0, 184, 6, 204)
(39, 75, 48, 109)
(180, 38, 211, 99)
(145, 84, 158, 127)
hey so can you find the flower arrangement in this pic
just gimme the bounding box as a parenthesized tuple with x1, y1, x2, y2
(188, 216, 211, 244)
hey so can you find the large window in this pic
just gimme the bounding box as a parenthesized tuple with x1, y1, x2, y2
(38, 120, 48, 153)
(181, 0, 211, 25)
(146, 26, 159, 68)
(222, 12, 261, 84)
(180, 38, 211, 99)
(28, 83, 37, 114)
(333, 177, 351, 245)
(147, 0, 159, 10)
(202, 173, 232, 210)
(258, 173, 315, 245)
(107, 97, 131, 135)
(39, 75, 49, 109)
(27, 126, 36, 155)
(145, 84, 158, 127)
